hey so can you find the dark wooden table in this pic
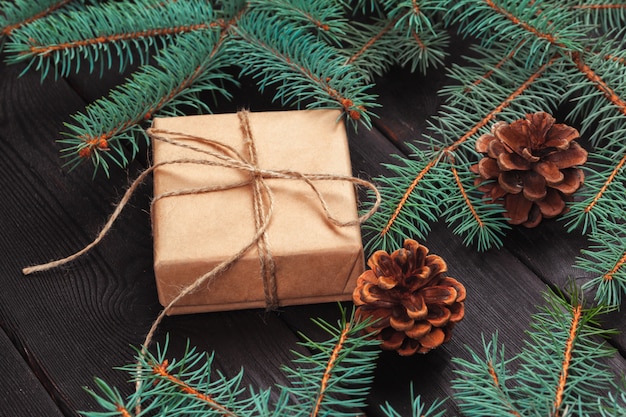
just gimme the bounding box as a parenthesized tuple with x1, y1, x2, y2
(1, 45, 625, 417)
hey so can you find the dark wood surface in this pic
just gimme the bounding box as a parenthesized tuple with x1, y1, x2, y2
(1, 44, 625, 417)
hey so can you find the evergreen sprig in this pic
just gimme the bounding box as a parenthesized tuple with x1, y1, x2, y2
(453, 290, 623, 417)
(378, 384, 447, 417)
(443, 0, 587, 68)
(576, 217, 626, 307)
(4, 0, 217, 79)
(83, 308, 382, 417)
(229, 7, 378, 128)
(83, 289, 626, 416)
(58, 28, 236, 174)
(0, 0, 83, 41)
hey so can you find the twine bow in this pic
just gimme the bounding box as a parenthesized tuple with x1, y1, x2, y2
(22, 110, 381, 361)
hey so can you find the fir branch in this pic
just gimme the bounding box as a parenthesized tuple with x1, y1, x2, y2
(278, 310, 380, 416)
(569, 1, 626, 32)
(566, 37, 626, 148)
(344, 14, 449, 79)
(453, 290, 620, 417)
(572, 2, 626, 8)
(443, 0, 585, 68)
(444, 162, 510, 250)
(246, 0, 351, 44)
(576, 218, 626, 307)
(4, 0, 216, 79)
(383, 0, 447, 35)
(552, 303, 583, 415)
(396, 23, 449, 74)
(58, 25, 235, 174)
(453, 333, 524, 416)
(0, 0, 76, 37)
(598, 391, 626, 416)
(345, 15, 401, 67)
(513, 291, 618, 416)
(309, 319, 351, 417)
(463, 40, 526, 93)
(83, 308, 381, 417)
(558, 37, 626, 236)
(229, 9, 378, 127)
(562, 149, 626, 235)
(362, 150, 444, 254)
(129, 341, 255, 417)
(149, 358, 243, 416)
(571, 50, 626, 120)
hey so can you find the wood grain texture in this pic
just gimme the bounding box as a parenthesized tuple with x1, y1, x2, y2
(0, 329, 65, 417)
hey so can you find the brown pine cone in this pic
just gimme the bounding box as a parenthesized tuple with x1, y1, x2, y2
(353, 239, 465, 356)
(471, 112, 587, 227)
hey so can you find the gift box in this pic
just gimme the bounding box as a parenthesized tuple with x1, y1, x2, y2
(150, 109, 365, 314)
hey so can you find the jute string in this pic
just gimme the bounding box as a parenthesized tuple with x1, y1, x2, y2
(21, 110, 381, 408)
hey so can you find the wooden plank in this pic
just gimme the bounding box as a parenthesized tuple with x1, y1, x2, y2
(0, 329, 65, 417)
(0, 59, 305, 415)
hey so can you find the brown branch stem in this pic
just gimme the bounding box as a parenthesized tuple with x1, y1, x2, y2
(451, 165, 484, 227)
(552, 305, 583, 416)
(151, 360, 241, 417)
(24, 23, 211, 56)
(487, 361, 522, 417)
(1, 0, 73, 36)
(346, 15, 401, 65)
(571, 52, 626, 214)
(78, 18, 233, 158)
(310, 322, 351, 417)
(484, 0, 564, 47)
(604, 251, 626, 282)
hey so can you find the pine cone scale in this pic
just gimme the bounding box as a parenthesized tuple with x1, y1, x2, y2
(504, 193, 533, 224)
(544, 142, 588, 168)
(551, 168, 584, 194)
(498, 171, 523, 194)
(536, 188, 565, 218)
(402, 294, 427, 319)
(405, 322, 431, 339)
(421, 286, 458, 305)
(440, 277, 466, 301)
(419, 328, 445, 350)
(532, 161, 563, 183)
(497, 152, 530, 171)
(522, 171, 547, 201)
(545, 123, 579, 147)
(479, 158, 500, 178)
(449, 303, 465, 323)
(426, 305, 451, 327)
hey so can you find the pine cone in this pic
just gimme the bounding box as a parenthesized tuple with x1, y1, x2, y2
(471, 112, 587, 227)
(353, 239, 465, 356)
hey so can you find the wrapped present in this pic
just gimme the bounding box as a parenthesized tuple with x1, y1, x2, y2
(150, 109, 367, 314)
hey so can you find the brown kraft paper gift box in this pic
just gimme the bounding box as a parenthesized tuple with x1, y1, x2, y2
(151, 109, 365, 314)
